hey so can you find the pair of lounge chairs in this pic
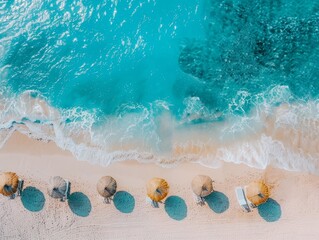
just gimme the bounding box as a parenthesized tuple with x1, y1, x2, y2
(235, 187, 253, 212)
(193, 195, 206, 206)
(48, 176, 70, 202)
(146, 197, 162, 208)
(9, 178, 24, 199)
(235, 181, 270, 212)
(0, 172, 24, 199)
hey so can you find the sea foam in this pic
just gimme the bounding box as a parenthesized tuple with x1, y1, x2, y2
(0, 87, 318, 174)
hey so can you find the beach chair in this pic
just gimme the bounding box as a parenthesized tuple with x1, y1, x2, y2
(8, 179, 24, 199)
(61, 180, 70, 202)
(9, 192, 16, 199)
(152, 200, 160, 208)
(146, 197, 160, 208)
(104, 197, 112, 204)
(243, 186, 257, 209)
(17, 178, 24, 196)
(193, 193, 205, 206)
(235, 187, 251, 212)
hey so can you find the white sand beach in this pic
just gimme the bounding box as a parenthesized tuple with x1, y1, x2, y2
(1, 132, 319, 240)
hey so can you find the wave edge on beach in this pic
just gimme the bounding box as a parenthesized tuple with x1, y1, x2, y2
(0, 88, 318, 174)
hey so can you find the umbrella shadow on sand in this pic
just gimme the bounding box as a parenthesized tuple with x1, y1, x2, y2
(68, 192, 92, 217)
(21, 186, 45, 212)
(164, 196, 188, 221)
(258, 198, 282, 222)
(113, 191, 135, 214)
(204, 191, 229, 214)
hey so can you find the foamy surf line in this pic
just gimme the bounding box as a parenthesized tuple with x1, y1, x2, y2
(0, 89, 318, 174)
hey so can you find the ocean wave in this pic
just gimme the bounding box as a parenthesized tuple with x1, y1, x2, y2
(0, 87, 318, 174)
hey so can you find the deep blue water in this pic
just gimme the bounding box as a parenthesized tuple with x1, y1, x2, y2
(1, 0, 319, 168)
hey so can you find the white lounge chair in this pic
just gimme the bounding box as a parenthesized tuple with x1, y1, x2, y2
(104, 197, 112, 204)
(235, 187, 251, 212)
(151, 200, 159, 208)
(17, 179, 24, 196)
(9, 178, 24, 199)
(243, 186, 257, 209)
(61, 180, 70, 202)
(193, 193, 205, 206)
(146, 197, 160, 208)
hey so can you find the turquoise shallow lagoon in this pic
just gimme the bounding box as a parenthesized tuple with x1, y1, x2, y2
(0, 0, 319, 171)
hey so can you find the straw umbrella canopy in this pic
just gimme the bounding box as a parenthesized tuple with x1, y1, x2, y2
(246, 181, 270, 206)
(191, 175, 213, 197)
(97, 176, 117, 198)
(146, 178, 169, 202)
(0, 172, 19, 197)
(47, 176, 67, 199)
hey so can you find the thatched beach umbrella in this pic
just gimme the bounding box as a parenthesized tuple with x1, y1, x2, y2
(147, 178, 169, 202)
(47, 176, 67, 199)
(246, 181, 270, 206)
(191, 175, 213, 198)
(0, 172, 19, 197)
(97, 176, 117, 200)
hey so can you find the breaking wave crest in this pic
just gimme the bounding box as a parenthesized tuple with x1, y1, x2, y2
(0, 86, 318, 174)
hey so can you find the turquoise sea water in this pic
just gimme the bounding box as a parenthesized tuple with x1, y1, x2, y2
(0, 0, 319, 171)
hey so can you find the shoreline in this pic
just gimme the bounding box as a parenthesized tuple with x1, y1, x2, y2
(0, 89, 318, 173)
(1, 132, 319, 239)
